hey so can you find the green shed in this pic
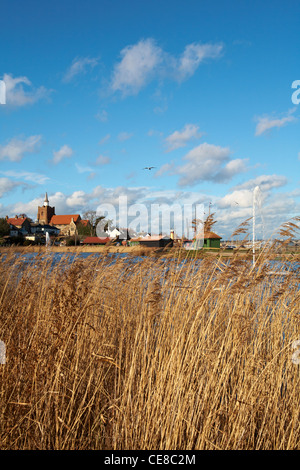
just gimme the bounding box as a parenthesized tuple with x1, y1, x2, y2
(203, 231, 222, 248)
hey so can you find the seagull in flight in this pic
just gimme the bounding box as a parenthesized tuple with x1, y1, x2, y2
(143, 166, 156, 170)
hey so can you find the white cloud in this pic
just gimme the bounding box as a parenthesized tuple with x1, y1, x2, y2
(0, 170, 49, 185)
(66, 190, 89, 207)
(7, 198, 42, 219)
(213, 159, 248, 183)
(99, 134, 111, 145)
(217, 187, 300, 240)
(155, 162, 175, 178)
(111, 38, 223, 96)
(75, 163, 94, 174)
(95, 109, 108, 122)
(218, 189, 254, 209)
(3, 73, 50, 107)
(0, 135, 41, 162)
(95, 155, 110, 166)
(0, 192, 75, 220)
(0, 178, 22, 198)
(118, 131, 133, 141)
(63, 56, 99, 82)
(234, 174, 288, 192)
(174, 42, 223, 81)
(216, 174, 294, 240)
(111, 38, 163, 95)
(158, 142, 247, 187)
(165, 124, 203, 152)
(52, 145, 73, 164)
(255, 108, 296, 136)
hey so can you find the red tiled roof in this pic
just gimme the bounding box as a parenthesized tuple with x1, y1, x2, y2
(7, 217, 28, 226)
(50, 214, 81, 225)
(82, 236, 110, 244)
(79, 219, 90, 226)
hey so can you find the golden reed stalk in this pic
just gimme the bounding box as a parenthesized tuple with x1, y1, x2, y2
(0, 220, 299, 450)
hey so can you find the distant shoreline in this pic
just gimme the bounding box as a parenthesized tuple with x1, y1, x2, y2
(0, 245, 146, 254)
(0, 244, 239, 259)
(0, 244, 299, 261)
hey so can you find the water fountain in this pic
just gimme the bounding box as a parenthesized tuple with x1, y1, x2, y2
(252, 185, 261, 266)
(252, 186, 290, 276)
(45, 231, 51, 248)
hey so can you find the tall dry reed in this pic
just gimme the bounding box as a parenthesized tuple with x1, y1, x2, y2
(0, 232, 299, 449)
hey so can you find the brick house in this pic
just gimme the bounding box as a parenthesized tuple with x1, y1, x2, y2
(6, 216, 32, 235)
(49, 214, 81, 236)
(37, 193, 81, 236)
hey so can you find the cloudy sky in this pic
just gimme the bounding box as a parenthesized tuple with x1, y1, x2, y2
(0, 0, 300, 239)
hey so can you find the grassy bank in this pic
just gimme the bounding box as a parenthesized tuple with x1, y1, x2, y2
(1, 239, 299, 261)
(0, 244, 139, 254)
(0, 242, 299, 450)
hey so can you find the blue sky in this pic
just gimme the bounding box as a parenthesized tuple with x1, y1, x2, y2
(0, 0, 300, 239)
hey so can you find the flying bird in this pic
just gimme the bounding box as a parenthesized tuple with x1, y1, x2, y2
(143, 166, 156, 170)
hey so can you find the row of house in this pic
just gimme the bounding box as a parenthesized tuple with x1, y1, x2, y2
(4, 193, 223, 249)
(81, 231, 223, 249)
(82, 234, 174, 248)
(5, 214, 78, 243)
(6, 216, 60, 240)
(4, 193, 87, 243)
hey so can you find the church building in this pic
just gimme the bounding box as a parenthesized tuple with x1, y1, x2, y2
(37, 193, 81, 236)
(37, 193, 55, 225)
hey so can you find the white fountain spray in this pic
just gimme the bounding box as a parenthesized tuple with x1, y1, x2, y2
(45, 231, 50, 248)
(252, 185, 262, 266)
(252, 185, 291, 276)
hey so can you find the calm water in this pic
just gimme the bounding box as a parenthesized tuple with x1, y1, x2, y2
(1, 249, 299, 265)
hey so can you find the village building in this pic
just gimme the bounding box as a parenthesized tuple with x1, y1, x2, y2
(189, 231, 222, 249)
(37, 193, 81, 236)
(183, 230, 222, 250)
(30, 223, 60, 236)
(106, 227, 131, 242)
(202, 231, 222, 249)
(6, 216, 32, 236)
(37, 192, 55, 225)
(49, 214, 81, 236)
(129, 235, 173, 248)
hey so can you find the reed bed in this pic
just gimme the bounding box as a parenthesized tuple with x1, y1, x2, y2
(0, 237, 300, 450)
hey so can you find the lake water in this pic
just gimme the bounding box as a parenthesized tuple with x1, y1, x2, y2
(1, 250, 299, 270)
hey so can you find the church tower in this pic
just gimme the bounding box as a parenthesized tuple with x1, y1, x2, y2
(37, 192, 55, 225)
